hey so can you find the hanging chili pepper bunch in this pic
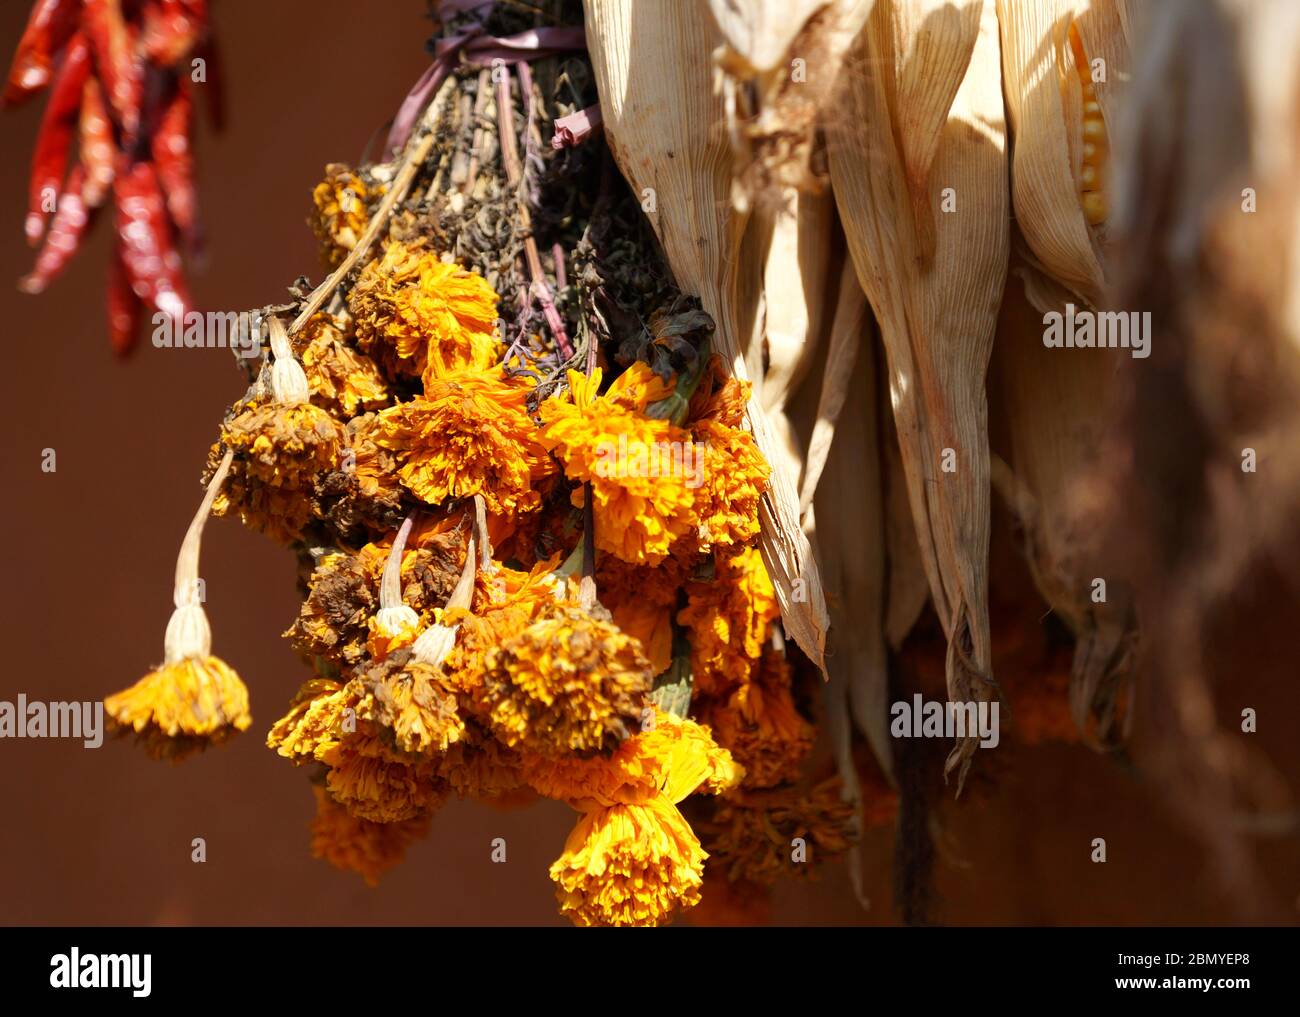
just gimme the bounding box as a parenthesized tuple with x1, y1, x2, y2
(4, 0, 218, 353)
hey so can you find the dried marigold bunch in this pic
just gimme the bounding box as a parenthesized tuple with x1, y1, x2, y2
(115, 0, 899, 926)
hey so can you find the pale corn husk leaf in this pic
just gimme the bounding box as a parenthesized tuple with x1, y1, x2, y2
(811, 325, 893, 786)
(707, 0, 875, 201)
(754, 189, 836, 486)
(828, 0, 1008, 785)
(991, 258, 1136, 745)
(705, 0, 833, 73)
(800, 256, 869, 514)
(893, 0, 983, 261)
(883, 406, 930, 650)
(584, 0, 831, 671)
(996, 0, 1105, 305)
(762, 188, 836, 416)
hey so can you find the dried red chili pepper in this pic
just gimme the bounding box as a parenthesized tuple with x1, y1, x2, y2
(142, 0, 206, 67)
(80, 77, 117, 208)
(3, 0, 79, 106)
(84, 0, 141, 138)
(108, 243, 145, 355)
(26, 31, 89, 245)
(114, 159, 190, 322)
(19, 166, 93, 295)
(151, 83, 197, 242)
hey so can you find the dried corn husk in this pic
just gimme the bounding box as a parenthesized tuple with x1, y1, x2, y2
(584, 0, 831, 672)
(759, 187, 836, 476)
(809, 304, 892, 785)
(997, 0, 1127, 305)
(883, 408, 930, 650)
(990, 256, 1136, 745)
(706, 0, 874, 202)
(801, 256, 869, 515)
(828, 0, 1007, 785)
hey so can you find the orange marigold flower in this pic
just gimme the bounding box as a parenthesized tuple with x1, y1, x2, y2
(677, 546, 779, 697)
(690, 372, 751, 428)
(212, 402, 344, 544)
(322, 734, 446, 823)
(540, 710, 741, 927)
(691, 417, 768, 550)
(698, 647, 815, 789)
(697, 777, 858, 886)
(540, 366, 699, 565)
(523, 708, 741, 808)
(373, 368, 552, 515)
(349, 241, 500, 381)
(595, 554, 692, 676)
(105, 654, 251, 761)
(309, 165, 373, 267)
(293, 312, 388, 417)
(363, 656, 466, 757)
(267, 676, 445, 822)
(309, 785, 430, 886)
(437, 737, 531, 803)
(266, 678, 354, 763)
(479, 605, 652, 757)
(550, 796, 707, 927)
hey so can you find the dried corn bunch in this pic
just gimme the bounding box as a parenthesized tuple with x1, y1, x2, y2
(704, 0, 872, 203)
(826, 0, 1007, 786)
(997, 0, 1132, 306)
(104, 0, 848, 927)
(989, 258, 1136, 746)
(583, 0, 832, 677)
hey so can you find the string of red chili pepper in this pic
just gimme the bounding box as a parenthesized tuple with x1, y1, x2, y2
(5, 0, 220, 354)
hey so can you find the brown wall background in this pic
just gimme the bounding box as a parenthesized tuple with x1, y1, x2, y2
(0, 2, 1294, 926)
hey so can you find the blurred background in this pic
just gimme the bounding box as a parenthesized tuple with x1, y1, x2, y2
(0, 0, 1294, 926)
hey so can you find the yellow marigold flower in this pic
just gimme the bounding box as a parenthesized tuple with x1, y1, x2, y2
(364, 657, 466, 756)
(479, 605, 652, 756)
(691, 372, 751, 428)
(550, 796, 707, 927)
(266, 678, 353, 762)
(309, 165, 372, 266)
(347, 413, 405, 512)
(595, 555, 692, 676)
(268, 676, 445, 822)
(374, 368, 552, 515)
(365, 606, 422, 661)
(309, 786, 430, 887)
(523, 708, 741, 808)
(105, 655, 251, 761)
(438, 737, 530, 803)
(540, 710, 740, 926)
(698, 648, 815, 789)
(697, 777, 858, 886)
(322, 735, 446, 823)
(540, 366, 699, 565)
(676, 546, 779, 697)
(109, 452, 250, 761)
(691, 417, 768, 549)
(349, 240, 500, 381)
(213, 402, 345, 544)
(441, 561, 564, 698)
(294, 312, 388, 417)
